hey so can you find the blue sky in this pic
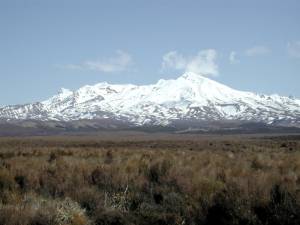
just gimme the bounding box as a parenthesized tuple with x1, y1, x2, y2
(0, 0, 300, 106)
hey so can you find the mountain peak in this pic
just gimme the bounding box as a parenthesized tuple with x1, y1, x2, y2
(179, 72, 209, 81)
(58, 88, 73, 96)
(1, 73, 300, 128)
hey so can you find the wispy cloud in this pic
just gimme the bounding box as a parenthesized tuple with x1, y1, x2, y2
(245, 46, 270, 56)
(62, 50, 133, 73)
(287, 41, 300, 58)
(161, 49, 218, 77)
(229, 51, 239, 64)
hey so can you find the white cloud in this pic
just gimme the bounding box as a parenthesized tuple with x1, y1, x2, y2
(287, 41, 300, 58)
(63, 50, 133, 73)
(161, 49, 218, 77)
(245, 46, 270, 56)
(229, 51, 239, 64)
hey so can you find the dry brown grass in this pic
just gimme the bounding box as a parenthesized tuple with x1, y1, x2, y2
(0, 135, 299, 225)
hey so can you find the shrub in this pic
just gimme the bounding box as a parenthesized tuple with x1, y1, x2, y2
(136, 211, 179, 225)
(144, 160, 171, 184)
(204, 188, 257, 225)
(104, 151, 113, 164)
(72, 187, 104, 216)
(71, 213, 90, 225)
(0, 206, 32, 225)
(0, 137, 299, 225)
(48, 152, 58, 163)
(254, 185, 300, 225)
(0, 169, 15, 193)
(15, 174, 28, 191)
(93, 210, 129, 225)
(90, 167, 112, 190)
(54, 197, 89, 225)
(31, 209, 56, 225)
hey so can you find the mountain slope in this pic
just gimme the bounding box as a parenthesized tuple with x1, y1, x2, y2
(1, 72, 300, 128)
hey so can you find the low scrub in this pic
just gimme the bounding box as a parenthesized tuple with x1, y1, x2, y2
(0, 136, 299, 225)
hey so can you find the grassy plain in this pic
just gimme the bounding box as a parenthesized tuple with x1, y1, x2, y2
(0, 133, 300, 225)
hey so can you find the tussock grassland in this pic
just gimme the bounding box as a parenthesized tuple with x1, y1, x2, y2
(0, 135, 300, 225)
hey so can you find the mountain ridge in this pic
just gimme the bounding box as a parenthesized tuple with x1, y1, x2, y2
(1, 72, 300, 129)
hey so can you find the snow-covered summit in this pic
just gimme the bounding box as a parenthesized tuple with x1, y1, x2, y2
(1, 72, 300, 127)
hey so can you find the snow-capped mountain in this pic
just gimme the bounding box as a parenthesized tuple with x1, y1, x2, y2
(1, 72, 300, 128)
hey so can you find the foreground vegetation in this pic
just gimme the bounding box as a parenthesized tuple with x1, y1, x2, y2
(0, 135, 300, 225)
